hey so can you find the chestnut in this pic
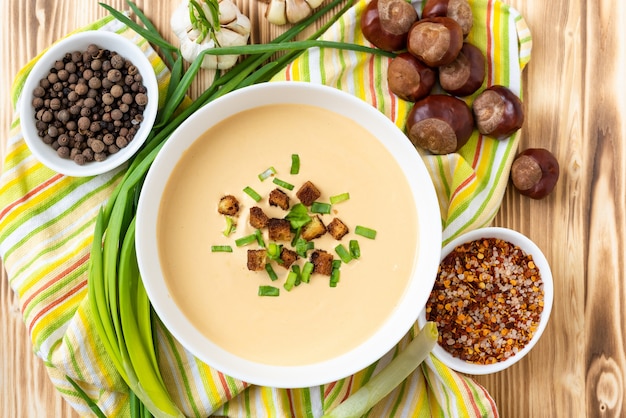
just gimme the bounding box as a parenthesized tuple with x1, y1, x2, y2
(422, 0, 474, 37)
(438, 42, 485, 97)
(472, 85, 524, 139)
(387, 53, 437, 102)
(510, 148, 559, 199)
(406, 17, 464, 67)
(406, 94, 474, 154)
(360, 0, 418, 52)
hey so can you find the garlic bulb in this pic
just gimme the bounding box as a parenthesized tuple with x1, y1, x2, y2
(171, 0, 251, 70)
(264, 0, 325, 25)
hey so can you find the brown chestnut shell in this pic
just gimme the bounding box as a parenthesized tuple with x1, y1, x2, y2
(510, 148, 559, 199)
(422, 0, 474, 37)
(438, 42, 485, 97)
(387, 53, 437, 102)
(406, 17, 464, 67)
(360, 0, 418, 52)
(472, 85, 524, 139)
(406, 94, 475, 154)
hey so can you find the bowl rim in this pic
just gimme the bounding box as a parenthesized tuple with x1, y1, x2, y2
(18, 30, 159, 177)
(135, 81, 443, 388)
(418, 226, 554, 375)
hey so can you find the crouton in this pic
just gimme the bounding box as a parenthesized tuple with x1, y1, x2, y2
(327, 218, 349, 240)
(269, 188, 290, 210)
(301, 215, 326, 241)
(268, 218, 292, 241)
(218, 195, 239, 216)
(279, 247, 299, 269)
(310, 249, 334, 276)
(296, 181, 322, 206)
(247, 249, 267, 271)
(249, 206, 269, 229)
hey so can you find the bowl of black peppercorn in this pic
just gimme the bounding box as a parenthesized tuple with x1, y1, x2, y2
(19, 30, 159, 177)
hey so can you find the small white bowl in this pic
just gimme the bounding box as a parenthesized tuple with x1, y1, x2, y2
(418, 227, 553, 375)
(18, 31, 158, 177)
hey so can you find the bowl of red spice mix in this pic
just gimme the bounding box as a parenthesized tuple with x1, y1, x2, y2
(19, 31, 158, 177)
(418, 227, 554, 375)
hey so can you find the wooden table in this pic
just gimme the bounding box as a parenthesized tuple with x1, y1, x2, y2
(2, 0, 624, 417)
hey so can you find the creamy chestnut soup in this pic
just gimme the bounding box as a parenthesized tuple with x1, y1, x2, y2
(158, 103, 419, 366)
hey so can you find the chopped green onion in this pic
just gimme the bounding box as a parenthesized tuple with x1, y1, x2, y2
(265, 263, 278, 281)
(301, 261, 314, 283)
(258, 285, 280, 297)
(222, 216, 235, 237)
(335, 244, 353, 264)
(273, 177, 295, 190)
(349, 240, 360, 259)
(258, 166, 276, 181)
(211, 245, 233, 252)
(355, 225, 377, 239)
(243, 186, 262, 202)
(284, 271, 298, 291)
(291, 264, 302, 286)
(311, 201, 332, 214)
(235, 233, 257, 247)
(330, 267, 340, 287)
(255, 229, 266, 248)
(291, 227, 302, 247)
(267, 243, 282, 262)
(329, 193, 350, 204)
(332, 259, 342, 270)
(285, 203, 312, 229)
(290, 154, 300, 174)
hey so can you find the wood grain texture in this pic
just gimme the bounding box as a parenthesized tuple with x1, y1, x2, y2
(1, 0, 625, 417)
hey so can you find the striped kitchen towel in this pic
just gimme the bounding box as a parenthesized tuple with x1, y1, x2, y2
(0, 0, 530, 416)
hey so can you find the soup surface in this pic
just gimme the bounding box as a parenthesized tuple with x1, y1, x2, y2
(158, 103, 419, 366)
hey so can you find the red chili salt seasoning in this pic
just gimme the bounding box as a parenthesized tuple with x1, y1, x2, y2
(425, 237, 545, 365)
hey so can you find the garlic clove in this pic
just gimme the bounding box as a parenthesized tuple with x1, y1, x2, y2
(285, 0, 312, 24)
(304, 0, 324, 9)
(265, 0, 288, 25)
(219, 0, 239, 24)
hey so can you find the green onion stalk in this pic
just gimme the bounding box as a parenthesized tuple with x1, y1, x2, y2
(86, 1, 396, 417)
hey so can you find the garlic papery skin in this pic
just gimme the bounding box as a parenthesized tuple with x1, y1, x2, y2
(171, 0, 251, 70)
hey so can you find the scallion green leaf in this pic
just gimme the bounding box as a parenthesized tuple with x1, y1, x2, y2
(329, 193, 350, 204)
(243, 186, 262, 202)
(211, 245, 233, 252)
(258, 285, 280, 297)
(273, 177, 295, 190)
(290, 154, 300, 174)
(321, 323, 438, 418)
(311, 202, 332, 214)
(258, 166, 276, 181)
(355, 225, 377, 239)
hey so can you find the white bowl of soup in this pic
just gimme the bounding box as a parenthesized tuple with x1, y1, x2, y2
(136, 81, 442, 388)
